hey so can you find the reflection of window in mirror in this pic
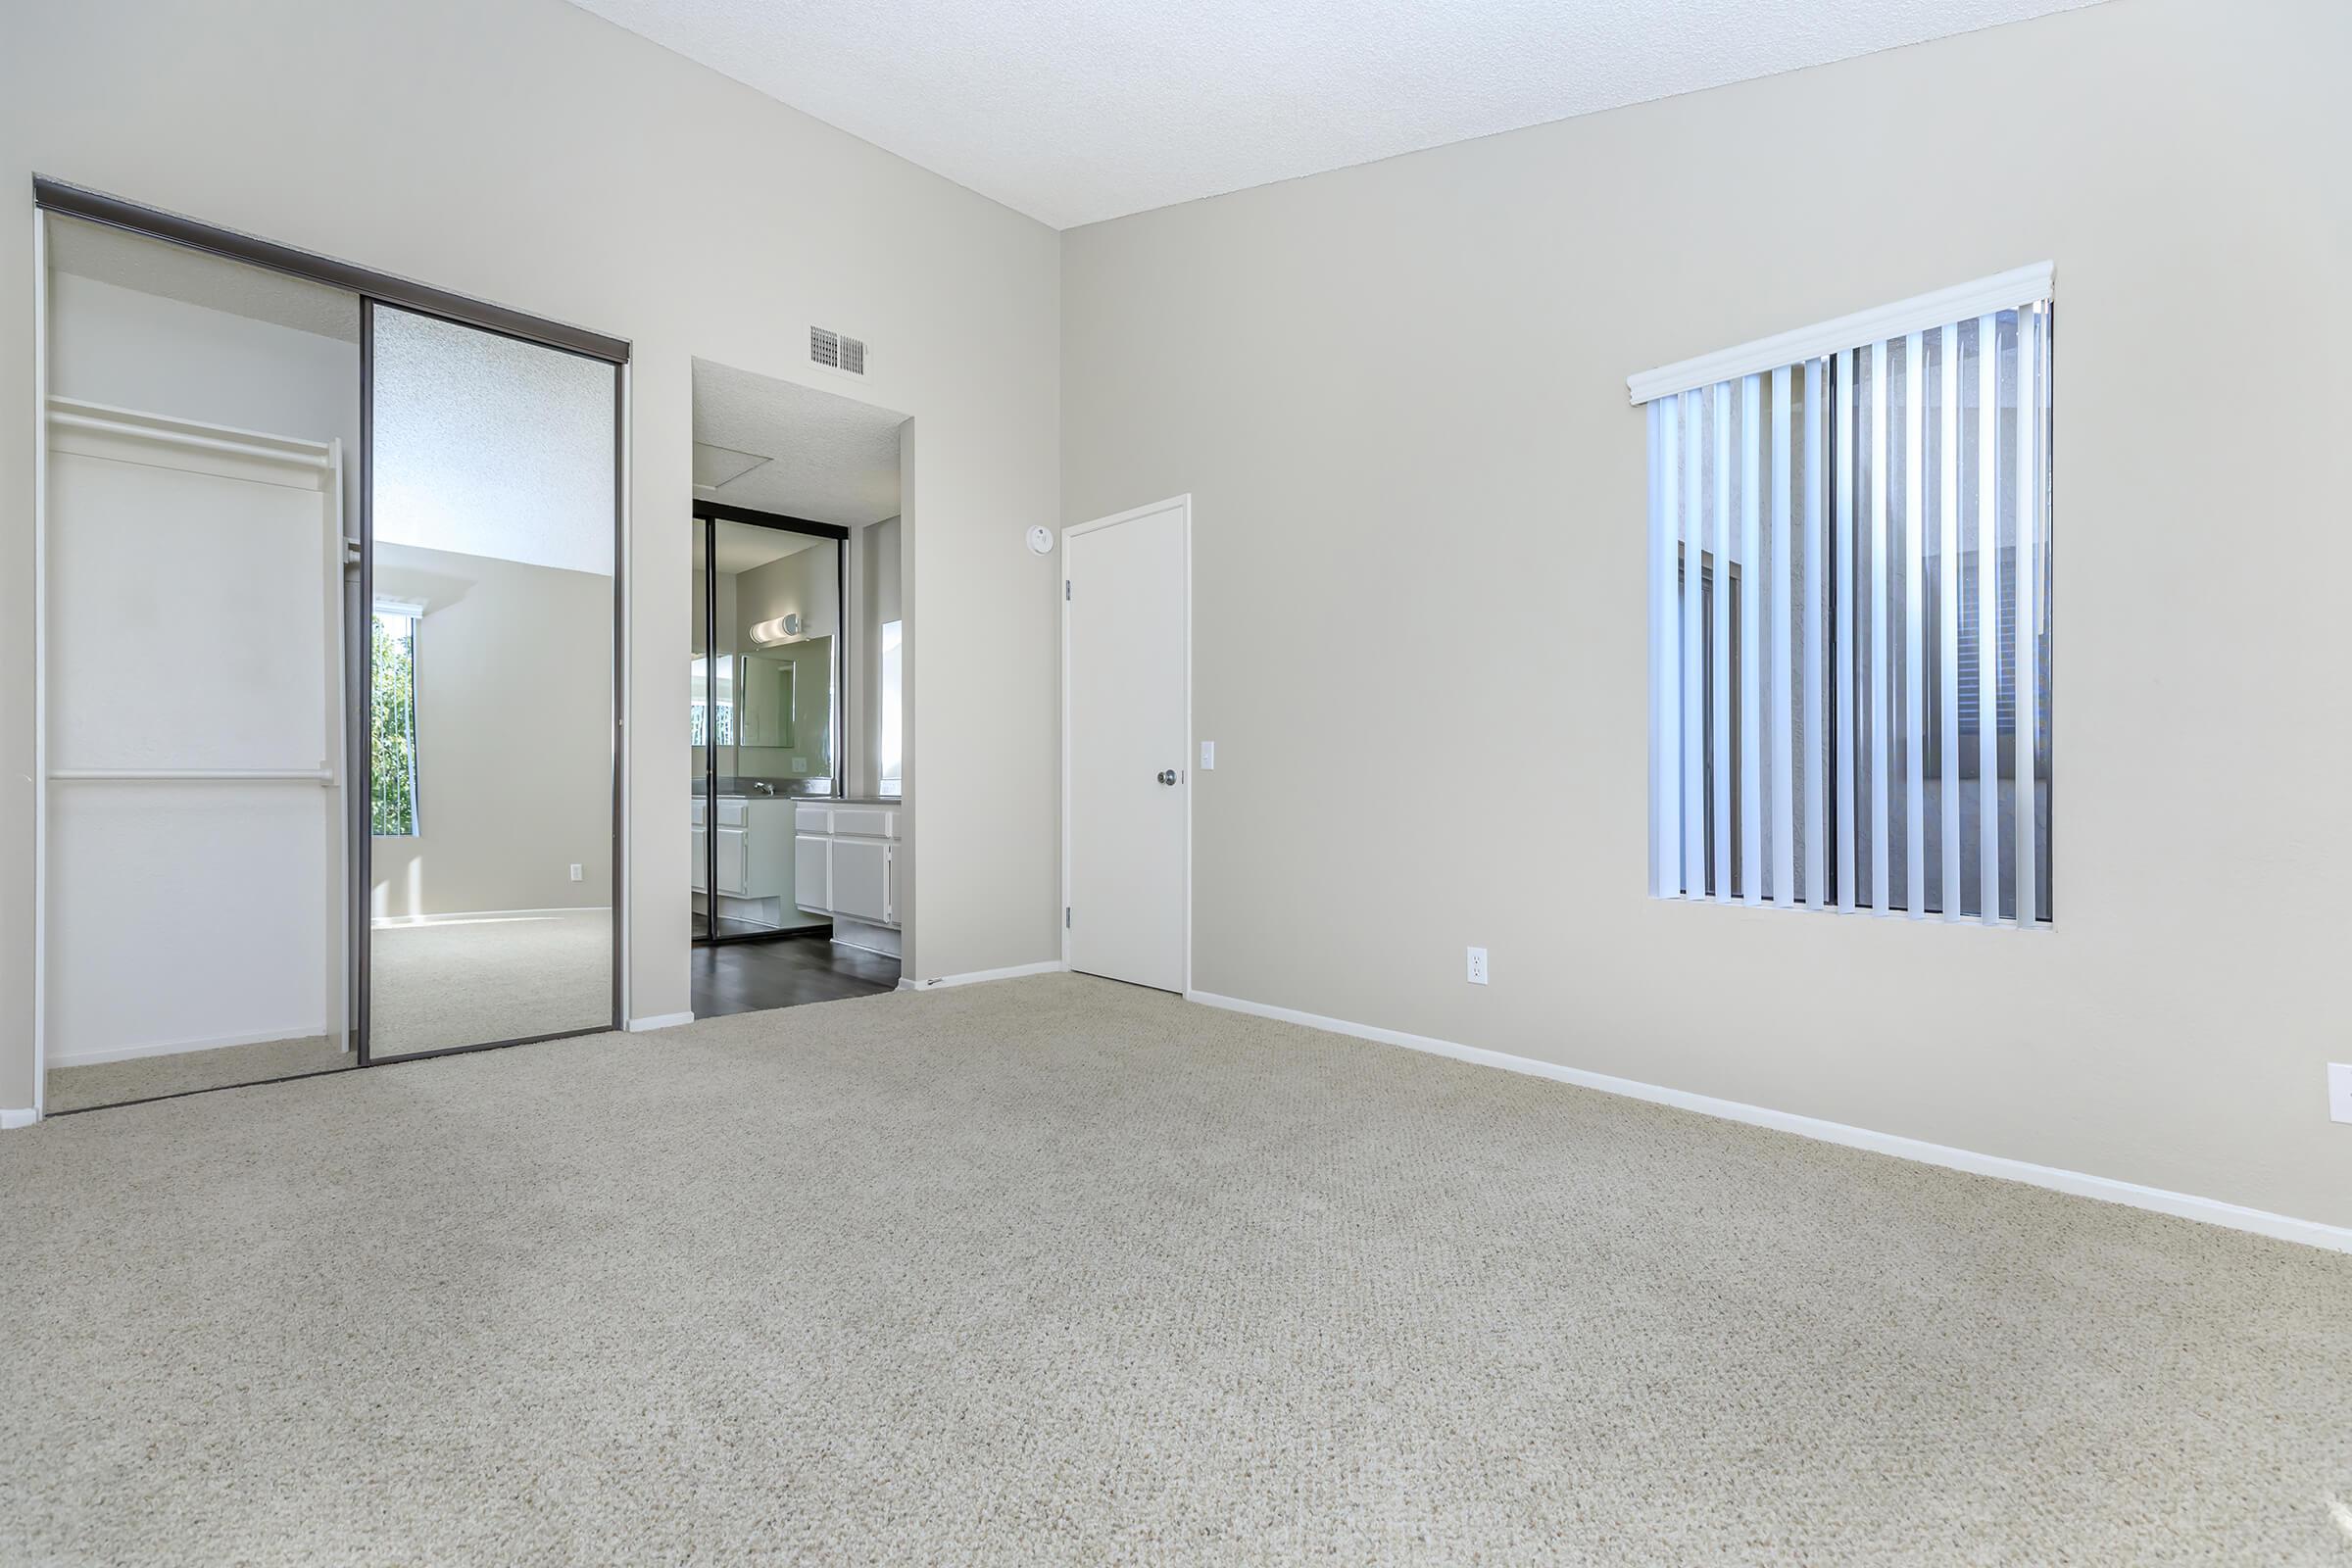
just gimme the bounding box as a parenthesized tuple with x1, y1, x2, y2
(371, 604, 421, 837)
(879, 619, 903, 797)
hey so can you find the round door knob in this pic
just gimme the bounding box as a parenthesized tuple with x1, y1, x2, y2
(1156, 769, 1178, 785)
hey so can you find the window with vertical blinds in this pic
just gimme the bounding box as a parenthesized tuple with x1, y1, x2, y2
(1633, 268, 2052, 923)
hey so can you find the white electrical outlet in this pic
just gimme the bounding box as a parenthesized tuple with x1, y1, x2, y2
(1466, 947, 1489, 985)
(569, 863, 582, 882)
(1200, 740, 1215, 770)
(2329, 1062, 2352, 1124)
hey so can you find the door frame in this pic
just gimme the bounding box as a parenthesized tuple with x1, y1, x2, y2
(1058, 494, 1192, 993)
(688, 499, 850, 948)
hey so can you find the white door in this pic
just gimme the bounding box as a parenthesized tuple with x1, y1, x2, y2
(1063, 497, 1189, 992)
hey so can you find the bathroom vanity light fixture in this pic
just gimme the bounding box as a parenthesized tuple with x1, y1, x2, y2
(748, 612, 803, 646)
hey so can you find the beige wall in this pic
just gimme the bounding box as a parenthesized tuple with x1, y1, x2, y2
(1061, 0, 2352, 1228)
(0, 0, 1064, 1104)
(371, 544, 613, 919)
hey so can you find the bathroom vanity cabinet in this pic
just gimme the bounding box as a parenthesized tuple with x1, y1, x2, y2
(793, 802, 901, 930)
(689, 794, 797, 900)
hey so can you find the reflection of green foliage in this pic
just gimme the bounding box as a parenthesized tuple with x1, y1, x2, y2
(371, 616, 418, 836)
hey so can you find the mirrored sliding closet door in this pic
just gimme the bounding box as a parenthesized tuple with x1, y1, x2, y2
(362, 304, 621, 1061)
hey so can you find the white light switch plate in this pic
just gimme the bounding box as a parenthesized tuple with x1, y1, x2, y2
(2329, 1062, 2352, 1124)
(1200, 740, 1215, 769)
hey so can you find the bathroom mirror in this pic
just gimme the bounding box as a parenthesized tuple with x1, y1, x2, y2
(737, 650, 798, 749)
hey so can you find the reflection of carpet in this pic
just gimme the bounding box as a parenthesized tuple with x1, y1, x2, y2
(368, 908, 612, 1057)
(5, 972, 2347, 1563)
(43, 909, 612, 1112)
(46, 1033, 350, 1113)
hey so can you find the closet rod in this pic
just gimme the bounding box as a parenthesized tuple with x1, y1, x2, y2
(46, 409, 335, 470)
(50, 768, 337, 783)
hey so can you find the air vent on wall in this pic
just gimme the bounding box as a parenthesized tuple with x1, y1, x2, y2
(810, 325, 866, 376)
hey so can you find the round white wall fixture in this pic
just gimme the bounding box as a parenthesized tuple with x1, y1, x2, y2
(1026, 524, 1055, 556)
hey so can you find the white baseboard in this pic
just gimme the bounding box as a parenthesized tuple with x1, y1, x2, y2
(903, 959, 1067, 991)
(625, 1011, 695, 1032)
(1, 1107, 37, 1131)
(1186, 989, 2352, 1256)
(51, 1026, 331, 1069)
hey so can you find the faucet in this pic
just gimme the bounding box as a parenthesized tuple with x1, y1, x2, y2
(751, 780, 775, 797)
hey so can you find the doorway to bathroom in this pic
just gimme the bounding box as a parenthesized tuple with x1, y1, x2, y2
(688, 359, 907, 1018)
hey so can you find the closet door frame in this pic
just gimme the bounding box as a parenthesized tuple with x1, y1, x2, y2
(29, 177, 632, 1090)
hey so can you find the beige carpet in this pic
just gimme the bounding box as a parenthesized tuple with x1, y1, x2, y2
(43, 1031, 352, 1113)
(368, 907, 611, 1056)
(2, 974, 2347, 1565)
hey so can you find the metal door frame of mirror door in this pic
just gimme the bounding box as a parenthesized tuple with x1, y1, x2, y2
(691, 500, 850, 949)
(29, 177, 632, 1094)
(355, 298, 631, 1065)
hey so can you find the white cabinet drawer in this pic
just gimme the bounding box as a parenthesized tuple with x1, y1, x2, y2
(689, 826, 707, 892)
(716, 797, 748, 827)
(795, 804, 832, 833)
(832, 807, 895, 839)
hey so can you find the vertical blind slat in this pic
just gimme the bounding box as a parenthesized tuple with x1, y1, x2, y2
(1740, 374, 1763, 905)
(1712, 381, 1733, 903)
(1771, 365, 1795, 906)
(1835, 350, 1857, 908)
(2016, 311, 2039, 923)
(1870, 338, 1891, 914)
(1976, 315, 2000, 924)
(1803, 358, 1828, 908)
(1650, 397, 1680, 896)
(1903, 331, 1926, 917)
(1682, 389, 1705, 895)
(1939, 323, 1962, 916)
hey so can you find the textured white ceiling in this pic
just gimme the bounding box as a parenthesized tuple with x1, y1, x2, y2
(691, 359, 905, 527)
(569, 0, 2106, 228)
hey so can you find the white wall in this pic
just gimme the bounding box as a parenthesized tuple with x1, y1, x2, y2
(0, 0, 1064, 1107)
(1061, 0, 2352, 1230)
